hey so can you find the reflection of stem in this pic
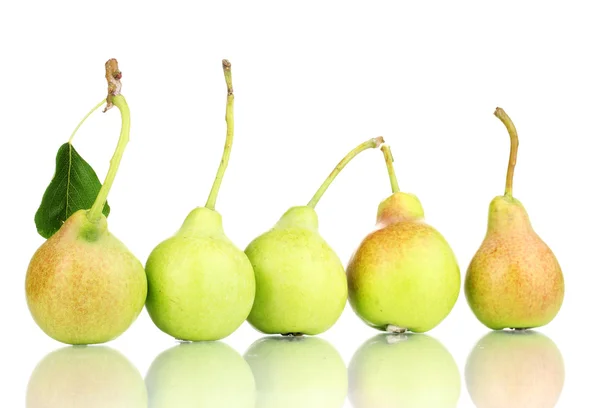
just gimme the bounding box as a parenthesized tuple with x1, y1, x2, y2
(494, 107, 519, 198)
(68, 99, 106, 143)
(205, 60, 234, 210)
(307, 136, 384, 208)
(381, 145, 400, 193)
(87, 95, 130, 223)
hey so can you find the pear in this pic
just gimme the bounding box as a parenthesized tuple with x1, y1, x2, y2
(245, 137, 383, 335)
(26, 346, 147, 408)
(464, 108, 565, 330)
(244, 336, 347, 407)
(346, 145, 460, 333)
(25, 61, 147, 345)
(349, 333, 461, 408)
(145, 60, 255, 341)
(146, 342, 256, 408)
(465, 331, 565, 407)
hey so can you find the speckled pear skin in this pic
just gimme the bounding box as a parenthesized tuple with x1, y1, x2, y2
(244, 206, 347, 335)
(25, 209, 147, 345)
(465, 196, 564, 330)
(145, 207, 256, 341)
(347, 192, 460, 333)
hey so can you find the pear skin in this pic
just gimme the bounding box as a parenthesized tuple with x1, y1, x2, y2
(145, 207, 256, 341)
(245, 206, 347, 335)
(25, 210, 147, 345)
(347, 192, 460, 333)
(465, 197, 564, 329)
(464, 108, 564, 330)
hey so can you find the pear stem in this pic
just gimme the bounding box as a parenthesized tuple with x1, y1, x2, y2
(87, 94, 130, 223)
(494, 107, 519, 198)
(68, 99, 106, 144)
(205, 60, 234, 210)
(307, 136, 385, 208)
(381, 145, 400, 193)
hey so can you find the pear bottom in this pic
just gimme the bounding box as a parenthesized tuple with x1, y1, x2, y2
(347, 221, 460, 333)
(25, 210, 147, 345)
(145, 236, 255, 341)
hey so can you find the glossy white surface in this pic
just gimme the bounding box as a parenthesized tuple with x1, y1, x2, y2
(1, 1, 598, 406)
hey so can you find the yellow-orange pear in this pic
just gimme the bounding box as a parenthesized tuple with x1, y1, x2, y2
(465, 108, 564, 330)
(347, 146, 460, 333)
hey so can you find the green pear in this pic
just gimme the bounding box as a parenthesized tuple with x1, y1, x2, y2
(25, 67, 147, 345)
(146, 342, 256, 408)
(465, 108, 565, 330)
(349, 333, 461, 407)
(347, 146, 460, 333)
(26, 346, 147, 408)
(245, 137, 383, 335)
(145, 60, 255, 341)
(244, 336, 347, 407)
(465, 331, 565, 407)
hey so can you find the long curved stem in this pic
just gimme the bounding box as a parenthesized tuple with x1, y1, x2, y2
(381, 145, 400, 193)
(307, 136, 385, 208)
(494, 107, 519, 198)
(205, 59, 234, 210)
(87, 94, 130, 223)
(68, 99, 106, 143)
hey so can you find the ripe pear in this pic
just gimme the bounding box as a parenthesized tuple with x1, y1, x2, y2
(465, 108, 564, 330)
(25, 67, 147, 345)
(244, 336, 347, 408)
(347, 145, 460, 333)
(26, 211, 147, 344)
(26, 346, 147, 408)
(146, 342, 256, 408)
(145, 60, 255, 341)
(349, 333, 461, 407)
(465, 331, 565, 407)
(245, 137, 384, 335)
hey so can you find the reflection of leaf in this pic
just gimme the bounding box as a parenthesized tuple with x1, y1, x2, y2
(34, 143, 110, 239)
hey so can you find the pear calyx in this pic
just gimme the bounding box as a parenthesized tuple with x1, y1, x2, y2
(177, 207, 225, 238)
(275, 206, 319, 231)
(376, 192, 425, 225)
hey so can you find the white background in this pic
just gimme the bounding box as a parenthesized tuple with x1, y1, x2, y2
(1, 1, 598, 406)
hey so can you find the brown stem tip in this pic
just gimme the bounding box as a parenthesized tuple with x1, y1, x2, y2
(222, 59, 233, 95)
(103, 58, 122, 112)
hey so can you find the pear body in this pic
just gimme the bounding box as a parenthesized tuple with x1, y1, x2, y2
(25, 210, 147, 345)
(465, 330, 564, 407)
(465, 196, 564, 330)
(145, 207, 255, 341)
(244, 336, 347, 408)
(26, 346, 147, 408)
(146, 342, 256, 408)
(245, 206, 347, 335)
(349, 333, 461, 408)
(347, 193, 460, 333)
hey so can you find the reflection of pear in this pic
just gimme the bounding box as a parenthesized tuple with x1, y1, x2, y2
(26, 346, 147, 408)
(349, 334, 460, 408)
(146, 342, 255, 408)
(244, 336, 347, 408)
(465, 330, 565, 408)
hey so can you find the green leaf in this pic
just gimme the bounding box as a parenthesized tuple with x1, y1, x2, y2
(34, 142, 110, 239)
